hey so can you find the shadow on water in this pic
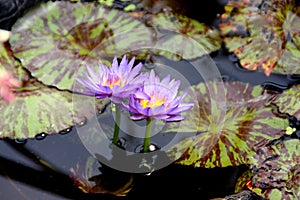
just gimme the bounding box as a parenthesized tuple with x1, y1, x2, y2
(0, 127, 250, 200)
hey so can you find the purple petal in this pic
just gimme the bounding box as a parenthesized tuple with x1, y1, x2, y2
(130, 72, 148, 84)
(130, 114, 147, 121)
(149, 70, 156, 82)
(134, 101, 150, 116)
(133, 90, 150, 100)
(152, 114, 170, 120)
(120, 55, 130, 73)
(127, 63, 143, 81)
(109, 96, 123, 104)
(120, 102, 129, 111)
(76, 78, 98, 93)
(149, 104, 166, 116)
(127, 56, 135, 70)
(167, 103, 194, 115)
(112, 56, 119, 72)
(95, 94, 109, 99)
(128, 103, 139, 114)
(166, 115, 184, 122)
(97, 85, 112, 94)
(161, 74, 170, 85)
(172, 80, 181, 91)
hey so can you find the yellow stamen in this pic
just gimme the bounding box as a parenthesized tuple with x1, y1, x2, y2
(103, 76, 121, 89)
(140, 97, 165, 109)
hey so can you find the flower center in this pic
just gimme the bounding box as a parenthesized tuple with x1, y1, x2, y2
(104, 75, 121, 89)
(140, 96, 165, 109)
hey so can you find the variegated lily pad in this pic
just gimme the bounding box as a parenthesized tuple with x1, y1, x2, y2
(9, 1, 152, 90)
(271, 84, 300, 120)
(249, 139, 300, 199)
(0, 80, 107, 139)
(166, 81, 288, 168)
(234, 170, 254, 193)
(220, 0, 300, 75)
(0, 42, 108, 139)
(147, 12, 222, 60)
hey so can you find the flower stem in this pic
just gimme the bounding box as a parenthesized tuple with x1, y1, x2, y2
(112, 103, 121, 145)
(143, 118, 153, 153)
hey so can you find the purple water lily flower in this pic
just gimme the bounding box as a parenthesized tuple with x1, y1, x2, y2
(77, 55, 147, 104)
(125, 70, 194, 121)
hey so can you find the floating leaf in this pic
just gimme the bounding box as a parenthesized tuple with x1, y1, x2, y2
(0, 42, 109, 139)
(147, 12, 222, 60)
(220, 0, 300, 75)
(70, 156, 133, 196)
(234, 170, 254, 193)
(9, 1, 152, 90)
(249, 139, 300, 199)
(0, 80, 108, 139)
(166, 81, 288, 168)
(271, 84, 300, 119)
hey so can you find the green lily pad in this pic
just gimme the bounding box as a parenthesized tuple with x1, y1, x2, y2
(9, 1, 152, 91)
(0, 80, 108, 139)
(147, 12, 222, 60)
(220, 0, 300, 75)
(249, 139, 300, 199)
(271, 84, 300, 120)
(166, 81, 288, 168)
(0, 43, 109, 139)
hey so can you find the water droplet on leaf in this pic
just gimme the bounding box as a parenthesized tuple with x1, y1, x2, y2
(35, 132, 47, 140)
(59, 127, 72, 135)
(14, 138, 27, 144)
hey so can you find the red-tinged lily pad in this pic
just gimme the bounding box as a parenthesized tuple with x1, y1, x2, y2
(147, 12, 222, 60)
(220, 0, 300, 76)
(70, 156, 133, 196)
(166, 81, 288, 168)
(9, 1, 152, 91)
(271, 84, 300, 120)
(249, 139, 300, 199)
(234, 170, 254, 193)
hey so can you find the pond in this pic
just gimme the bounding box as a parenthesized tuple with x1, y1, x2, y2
(0, 0, 300, 200)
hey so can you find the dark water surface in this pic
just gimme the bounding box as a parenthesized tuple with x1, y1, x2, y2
(1, 0, 300, 199)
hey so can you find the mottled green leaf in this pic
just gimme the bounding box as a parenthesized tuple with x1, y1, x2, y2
(147, 12, 222, 60)
(0, 80, 108, 139)
(220, 0, 300, 75)
(275, 40, 300, 74)
(0, 42, 108, 139)
(10, 1, 152, 90)
(249, 139, 300, 200)
(166, 81, 288, 168)
(271, 84, 300, 119)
